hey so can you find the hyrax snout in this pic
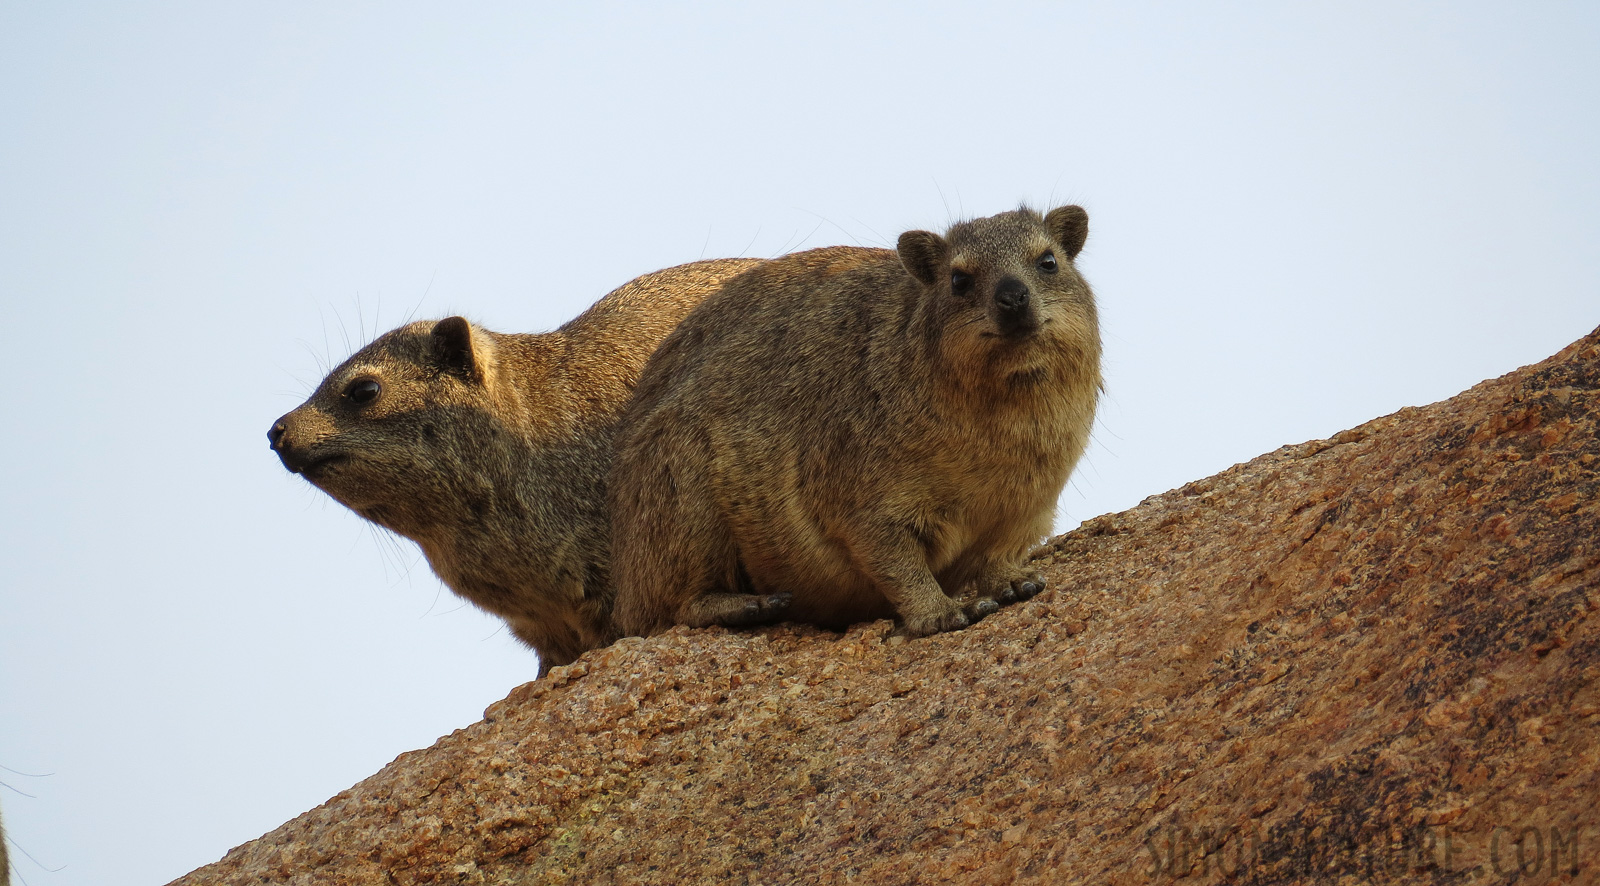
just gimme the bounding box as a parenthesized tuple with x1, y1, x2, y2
(610, 206, 1101, 640)
(992, 276, 1037, 334)
(270, 316, 515, 535)
(269, 258, 762, 675)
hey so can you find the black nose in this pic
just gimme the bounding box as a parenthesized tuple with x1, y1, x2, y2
(995, 277, 1030, 312)
(268, 420, 287, 450)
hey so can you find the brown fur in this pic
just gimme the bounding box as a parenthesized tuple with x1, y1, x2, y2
(269, 259, 763, 674)
(611, 207, 1101, 638)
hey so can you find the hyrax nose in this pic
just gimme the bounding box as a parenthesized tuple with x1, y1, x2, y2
(268, 418, 288, 450)
(994, 276, 1030, 312)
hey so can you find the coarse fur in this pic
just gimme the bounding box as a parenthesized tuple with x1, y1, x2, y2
(269, 259, 763, 675)
(610, 207, 1101, 638)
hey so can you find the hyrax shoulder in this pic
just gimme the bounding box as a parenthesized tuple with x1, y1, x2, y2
(268, 258, 762, 675)
(611, 207, 1101, 639)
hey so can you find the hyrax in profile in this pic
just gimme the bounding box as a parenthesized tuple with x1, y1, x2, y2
(269, 259, 761, 675)
(610, 207, 1101, 639)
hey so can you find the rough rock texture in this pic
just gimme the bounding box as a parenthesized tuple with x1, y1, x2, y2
(178, 328, 1600, 885)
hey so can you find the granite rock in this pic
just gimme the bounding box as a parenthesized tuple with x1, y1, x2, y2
(176, 327, 1600, 884)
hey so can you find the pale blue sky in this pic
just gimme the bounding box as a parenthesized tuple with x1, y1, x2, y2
(1, 3, 1596, 883)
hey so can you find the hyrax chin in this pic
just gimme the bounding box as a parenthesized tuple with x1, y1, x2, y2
(268, 259, 762, 675)
(610, 207, 1102, 640)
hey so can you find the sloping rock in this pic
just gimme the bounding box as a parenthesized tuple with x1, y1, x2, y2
(178, 328, 1600, 885)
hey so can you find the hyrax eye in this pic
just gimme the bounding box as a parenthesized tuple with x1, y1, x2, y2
(1037, 252, 1059, 274)
(950, 270, 974, 295)
(344, 378, 382, 405)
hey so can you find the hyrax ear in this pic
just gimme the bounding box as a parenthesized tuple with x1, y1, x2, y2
(1045, 205, 1089, 260)
(430, 316, 485, 382)
(897, 230, 949, 287)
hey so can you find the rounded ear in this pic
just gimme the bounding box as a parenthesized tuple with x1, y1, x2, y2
(430, 316, 484, 382)
(897, 230, 949, 286)
(1045, 205, 1089, 259)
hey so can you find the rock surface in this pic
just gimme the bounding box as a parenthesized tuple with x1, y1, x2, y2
(177, 328, 1600, 885)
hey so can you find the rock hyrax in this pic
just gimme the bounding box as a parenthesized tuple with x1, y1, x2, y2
(610, 206, 1101, 639)
(269, 259, 762, 675)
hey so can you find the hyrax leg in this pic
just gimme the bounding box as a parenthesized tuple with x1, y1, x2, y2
(614, 441, 795, 634)
(857, 528, 977, 637)
(654, 514, 796, 630)
(508, 618, 566, 679)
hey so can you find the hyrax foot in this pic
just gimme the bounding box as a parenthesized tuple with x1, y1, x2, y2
(963, 596, 1002, 622)
(729, 592, 793, 626)
(1012, 571, 1047, 601)
(901, 599, 972, 638)
(982, 570, 1047, 606)
(679, 592, 794, 629)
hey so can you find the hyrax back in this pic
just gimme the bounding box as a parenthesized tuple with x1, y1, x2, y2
(268, 259, 761, 675)
(611, 207, 1101, 639)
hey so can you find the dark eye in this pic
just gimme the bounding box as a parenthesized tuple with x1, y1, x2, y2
(344, 378, 381, 406)
(950, 270, 974, 295)
(1037, 252, 1058, 274)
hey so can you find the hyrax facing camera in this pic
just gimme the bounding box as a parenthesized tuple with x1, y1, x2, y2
(611, 207, 1101, 638)
(268, 259, 761, 674)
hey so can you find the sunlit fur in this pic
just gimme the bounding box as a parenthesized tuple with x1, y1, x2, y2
(270, 259, 762, 674)
(611, 207, 1102, 639)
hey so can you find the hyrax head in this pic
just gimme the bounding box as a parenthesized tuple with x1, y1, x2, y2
(897, 206, 1094, 362)
(267, 317, 513, 538)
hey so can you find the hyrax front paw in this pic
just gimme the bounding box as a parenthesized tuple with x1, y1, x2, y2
(963, 596, 1001, 621)
(1011, 570, 1046, 601)
(901, 598, 972, 638)
(982, 569, 1047, 606)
